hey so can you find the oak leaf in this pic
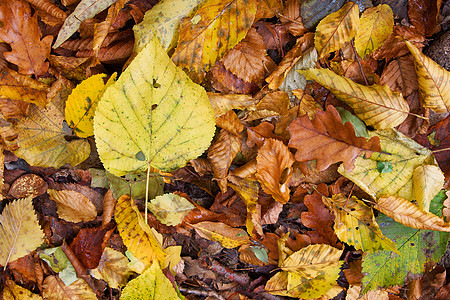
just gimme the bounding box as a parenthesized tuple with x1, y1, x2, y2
(0, 0, 52, 75)
(171, 0, 258, 82)
(406, 40, 450, 113)
(191, 221, 250, 248)
(48, 189, 97, 223)
(256, 139, 294, 204)
(299, 68, 410, 129)
(288, 105, 381, 171)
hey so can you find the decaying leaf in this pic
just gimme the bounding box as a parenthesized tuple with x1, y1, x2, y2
(380, 55, 418, 98)
(299, 68, 409, 129)
(42, 276, 97, 300)
(3, 279, 41, 300)
(94, 35, 215, 176)
(288, 105, 381, 171)
(256, 139, 294, 204)
(148, 193, 195, 226)
(215, 110, 244, 136)
(413, 165, 445, 212)
(48, 189, 97, 223)
(0, 197, 44, 267)
(314, 2, 360, 58)
(171, 0, 258, 82)
(192, 221, 250, 248)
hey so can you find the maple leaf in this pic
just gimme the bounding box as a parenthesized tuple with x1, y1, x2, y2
(288, 105, 381, 172)
(0, 0, 52, 75)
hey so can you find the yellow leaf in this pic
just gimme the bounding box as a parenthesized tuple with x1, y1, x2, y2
(354, 4, 394, 58)
(134, 0, 204, 52)
(314, 2, 360, 58)
(171, 0, 257, 82)
(42, 276, 97, 300)
(321, 194, 398, 253)
(48, 189, 97, 223)
(115, 195, 167, 267)
(256, 139, 295, 204)
(3, 279, 41, 300)
(94, 35, 215, 176)
(120, 260, 183, 300)
(299, 68, 409, 129)
(90, 247, 133, 289)
(0, 197, 44, 267)
(148, 193, 195, 226)
(413, 165, 445, 212)
(375, 196, 450, 232)
(405, 40, 450, 113)
(162, 245, 182, 271)
(338, 129, 435, 200)
(65, 73, 116, 138)
(192, 221, 250, 248)
(13, 78, 90, 168)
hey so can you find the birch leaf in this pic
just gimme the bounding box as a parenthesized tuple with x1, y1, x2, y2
(413, 165, 445, 212)
(65, 73, 116, 138)
(94, 35, 215, 176)
(0, 197, 44, 267)
(314, 2, 360, 58)
(322, 194, 397, 253)
(53, 0, 118, 48)
(405, 40, 450, 113)
(354, 4, 394, 58)
(171, 0, 258, 82)
(299, 68, 409, 129)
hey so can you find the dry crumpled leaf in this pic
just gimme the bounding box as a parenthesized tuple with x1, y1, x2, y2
(406, 40, 450, 113)
(0, 197, 44, 267)
(288, 105, 381, 171)
(374, 196, 450, 232)
(299, 68, 409, 130)
(191, 221, 250, 248)
(246, 90, 290, 121)
(215, 110, 244, 136)
(42, 276, 97, 300)
(90, 247, 133, 289)
(413, 165, 445, 212)
(0, 0, 53, 75)
(172, 0, 258, 82)
(48, 189, 97, 223)
(314, 2, 360, 58)
(256, 139, 294, 204)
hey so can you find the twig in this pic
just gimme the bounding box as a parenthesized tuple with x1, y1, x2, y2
(432, 147, 450, 153)
(179, 286, 225, 300)
(199, 257, 251, 286)
(350, 39, 369, 86)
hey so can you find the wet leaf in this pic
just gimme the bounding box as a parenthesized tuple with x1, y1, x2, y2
(148, 193, 195, 226)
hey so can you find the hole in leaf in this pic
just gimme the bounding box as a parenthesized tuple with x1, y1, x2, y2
(153, 79, 161, 88)
(151, 104, 158, 110)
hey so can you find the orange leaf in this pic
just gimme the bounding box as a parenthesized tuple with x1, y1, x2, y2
(215, 110, 244, 136)
(288, 105, 381, 171)
(0, 0, 52, 75)
(256, 139, 294, 204)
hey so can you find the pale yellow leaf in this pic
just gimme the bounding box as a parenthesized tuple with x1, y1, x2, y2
(413, 165, 445, 212)
(192, 221, 250, 248)
(0, 197, 44, 267)
(148, 193, 195, 226)
(48, 189, 97, 223)
(42, 276, 97, 300)
(90, 247, 133, 289)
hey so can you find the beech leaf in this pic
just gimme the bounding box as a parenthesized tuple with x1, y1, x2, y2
(94, 35, 215, 176)
(48, 189, 97, 223)
(42, 276, 97, 300)
(413, 165, 445, 212)
(171, 0, 258, 82)
(405, 40, 450, 113)
(192, 221, 250, 248)
(148, 193, 195, 226)
(0, 197, 44, 267)
(314, 2, 360, 58)
(288, 105, 381, 171)
(299, 68, 409, 129)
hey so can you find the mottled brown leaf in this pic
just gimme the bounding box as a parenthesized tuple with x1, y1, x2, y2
(408, 0, 441, 36)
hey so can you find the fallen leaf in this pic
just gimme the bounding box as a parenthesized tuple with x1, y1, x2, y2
(94, 35, 215, 176)
(8, 173, 47, 199)
(90, 247, 133, 289)
(408, 0, 441, 36)
(246, 90, 290, 121)
(0, 197, 44, 267)
(3, 279, 41, 300)
(192, 221, 250, 248)
(172, 0, 258, 82)
(256, 138, 294, 204)
(39, 247, 77, 285)
(299, 69, 409, 129)
(288, 105, 381, 171)
(105, 170, 164, 201)
(380, 55, 418, 98)
(413, 165, 445, 212)
(247, 122, 284, 148)
(215, 110, 244, 136)
(48, 189, 97, 223)
(42, 276, 97, 300)
(354, 4, 394, 58)
(208, 92, 258, 117)
(148, 193, 195, 226)
(0, 0, 52, 75)
(406, 40, 450, 113)
(314, 2, 360, 58)
(70, 226, 112, 269)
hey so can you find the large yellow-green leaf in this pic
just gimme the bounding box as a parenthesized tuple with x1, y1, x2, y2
(405, 40, 450, 113)
(413, 165, 445, 212)
(133, 0, 205, 53)
(314, 2, 360, 58)
(65, 73, 116, 138)
(299, 68, 409, 129)
(13, 81, 90, 168)
(354, 4, 394, 58)
(148, 193, 195, 226)
(322, 194, 397, 253)
(171, 0, 257, 82)
(338, 129, 435, 200)
(120, 260, 183, 300)
(94, 35, 215, 176)
(115, 195, 167, 267)
(0, 197, 45, 267)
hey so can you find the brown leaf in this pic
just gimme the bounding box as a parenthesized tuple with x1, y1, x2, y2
(48, 56, 100, 82)
(0, 98, 29, 120)
(381, 55, 418, 98)
(209, 61, 259, 94)
(280, 0, 308, 36)
(246, 90, 290, 121)
(256, 138, 294, 204)
(76, 37, 134, 64)
(343, 259, 363, 285)
(222, 28, 276, 84)
(26, 0, 68, 23)
(215, 110, 244, 136)
(288, 105, 381, 171)
(408, 0, 442, 36)
(102, 190, 116, 227)
(247, 122, 285, 149)
(48, 189, 97, 223)
(8, 174, 47, 199)
(0, 0, 52, 75)
(208, 92, 258, 117)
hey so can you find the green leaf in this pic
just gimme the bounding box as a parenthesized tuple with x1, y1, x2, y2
(335, 107, 368, 138)
(94, 35, 215, 176)
(377, 161, 393, 173)
(106, 171, 164, 200)
(249, 246, 269, 264)
(39, 247, 77, 286)
(362, 213, 448, 294)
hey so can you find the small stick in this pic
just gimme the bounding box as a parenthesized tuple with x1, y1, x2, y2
(350, 39, 369, 86)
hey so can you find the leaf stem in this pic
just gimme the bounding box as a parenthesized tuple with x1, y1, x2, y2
(145, 165, 150, 224)
(432, 147, 450, 153)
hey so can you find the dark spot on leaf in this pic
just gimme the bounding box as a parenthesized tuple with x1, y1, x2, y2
(411, 242, 415, 246)
(135, 151, 146, 161)
(355, 226, 359, 230)
(153, 79, 161, 88)
(151, 104, 158, 110)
